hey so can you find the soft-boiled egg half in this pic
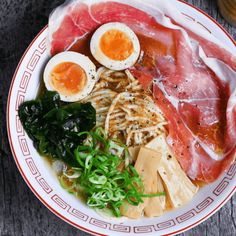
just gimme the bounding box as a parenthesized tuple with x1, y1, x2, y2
(90, 22, 140, 71)
(44, 52, 96, 102)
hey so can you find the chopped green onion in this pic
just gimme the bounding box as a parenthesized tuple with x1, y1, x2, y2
(89, 174, 107, 185)
(141, 192, 166, 197)
(60, 127, 165, 217)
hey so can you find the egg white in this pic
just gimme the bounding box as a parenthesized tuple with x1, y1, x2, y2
(90, 22, 140, 71)
(43, 51, 96, 102)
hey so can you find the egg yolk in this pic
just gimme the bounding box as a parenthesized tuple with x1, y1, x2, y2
(100, 29, 134, 61)
(50, 62, 87, 95)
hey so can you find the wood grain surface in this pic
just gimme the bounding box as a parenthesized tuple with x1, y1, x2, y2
(0, 0, 235, 235)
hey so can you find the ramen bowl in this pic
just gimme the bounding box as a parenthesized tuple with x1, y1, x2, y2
(7, 1, 236, 235)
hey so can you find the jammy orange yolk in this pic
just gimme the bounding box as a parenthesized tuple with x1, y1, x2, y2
(50, 62, 87, 95)
(100, 30, 134, 61)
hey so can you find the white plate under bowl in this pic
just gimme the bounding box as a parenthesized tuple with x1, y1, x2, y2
(7, 0, 236, 235)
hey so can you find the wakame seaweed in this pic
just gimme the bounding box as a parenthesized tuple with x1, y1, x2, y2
(18, 91, 96, 166)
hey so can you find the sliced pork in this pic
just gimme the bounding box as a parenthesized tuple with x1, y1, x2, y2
(48, 0, 236, 182)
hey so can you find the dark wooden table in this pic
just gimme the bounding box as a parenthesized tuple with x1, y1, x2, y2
(0, 0, 235, 235)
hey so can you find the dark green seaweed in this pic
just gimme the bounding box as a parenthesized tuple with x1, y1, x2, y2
(18, 91, 96, 166)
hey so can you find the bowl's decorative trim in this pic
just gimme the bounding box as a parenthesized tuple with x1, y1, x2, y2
(7, 1, 236, 235)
